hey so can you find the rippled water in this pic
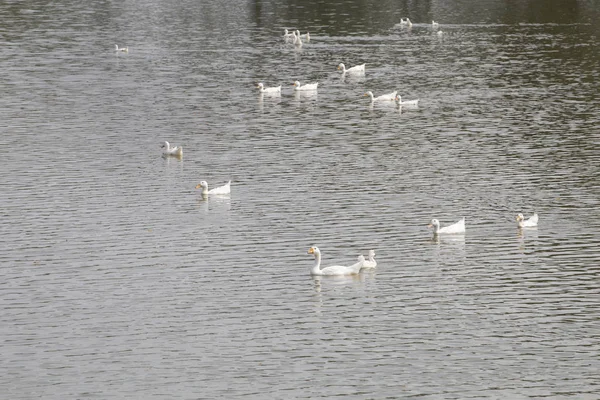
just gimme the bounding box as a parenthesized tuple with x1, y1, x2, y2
(1, 0, 600, 398)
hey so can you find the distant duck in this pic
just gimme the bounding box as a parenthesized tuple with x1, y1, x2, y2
(283, 28, 295, 41)
(337, 63, 366, 74)
(400, 18, 413, 27)
(516, 213, 538, 228)
(256, 82, 282, 94)
(195, 180, 231, 195)
(395, 94, 419, 106)
(161, 141, 182, 157)
(365, 90, 397, 102)
(307, 247, 365, 276)
(115, 44, 128, 52)
(362, 250, 377, 269)
(432, 20, 439, 28)
(292, 31, 303, 48)
(296, 30, 310, 42)
(428, 217, 465, 235)
(293, 81, 318, 91)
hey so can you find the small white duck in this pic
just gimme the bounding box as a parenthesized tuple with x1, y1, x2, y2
(432, 20, 439, 28)
(256, 82, 282, 94)
(516, 213, 538, 228)
(395, 94, 419, 106)
(161, 141, 182, 157)
(292, 31, 303, 48)
(365, 90, 397, 102)
(361, 250, 377, 269)
(428, 217, 466, 235)
(400, 18, 413, 27)
(115, 44, 128, 53)
(283, 28, 295, 41)
(296, 30, 310, 42)
(195, 180, 231, 195)
(337, 63, 366, 74)
(307, 247, 365, 276)
(293, 81, 318, 91)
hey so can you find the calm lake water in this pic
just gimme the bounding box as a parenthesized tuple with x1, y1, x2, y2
(1, 0, 600, 398)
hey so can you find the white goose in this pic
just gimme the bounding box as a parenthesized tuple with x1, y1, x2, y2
(400, 18, 413, 27)
(256, 82, 281, 94)
(293, 81, 318, 91)
(161, 141, 182, 157)
(195, 180, 231, 195)
(296, 30, 310, 42)
(365, 90, 397, 102)
(395, 94, 419, 106)
(361, 250, 377, 269)
(307, 247, 365, 276)
(283, 28, 295, 41)
(516, 213, 538, 228)
(292, 31, 303, 48)
(432, 20, 439, 28)
(337, 63, 366, 74)
(428, 217, 465, 235)
(115, 44, 128, 52)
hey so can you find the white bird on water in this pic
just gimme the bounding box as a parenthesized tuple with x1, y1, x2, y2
(293, 81, 318, 91)
(115, 44, 128, 52)
(516, 213, 538, 228)
(395, 94, 419, 106)
(428, 217, 465, 235)
(400, 18, 412, 27)
(256, 83, 281, 94)
(364, 90, 397, 102)
(337, 63, 366, 75)
(195, 180, 231, 195)
(361, 250, 377, 269)
(307, 247, 365, 276)
(161, 141, 182, 157)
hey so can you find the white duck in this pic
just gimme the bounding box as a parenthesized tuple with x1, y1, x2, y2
(161, 141, 182, 157)
(400, 18, 413, 27)
(293, 81, 318, 91)
(365, 90, 397, 102)
(361, 250, 377, 269)
(337, 63, 366, 74)
(292, 31, 303, 48)
(283, 28, 295, 41)
(432, 20, 439, 28)
(195, 180, 231, 195)
(296, 30, 310, 42)
(115, 44, 128, 52)
(428, 217, 465, 235)
(516, 213, 538, 228)
(307, 247, 364, 276)
(256, 83, 281, 94)
(395, 94, 419, 106)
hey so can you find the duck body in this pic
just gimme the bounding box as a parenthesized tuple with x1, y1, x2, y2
(337, 63, 365, 74)
(400, 18, 413, 27)
(361, 250, 377, 269)
(395, 94, 419, 106)
(428, 217, 465, 234)
(115, 44, 128, 52)
(308, 247, 364, 276)
(195, 180, 231, 195)
(365, 91, 397, 102)
(257, 83, 282, 94)
(161, 141, 183, 157)
(516, 213, 538, 228)
(293, 81, 318, 91)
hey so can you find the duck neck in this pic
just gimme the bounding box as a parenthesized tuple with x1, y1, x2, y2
(310, 252, 322, 275)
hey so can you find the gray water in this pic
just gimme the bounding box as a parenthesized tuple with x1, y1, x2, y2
(1, 0, 600, 398)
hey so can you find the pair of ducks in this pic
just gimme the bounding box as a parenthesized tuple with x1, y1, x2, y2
(427, 213, 539, 235)
(364, 91, 419, 106)
(160, 142, 231, 195)
(283, 29, 310, 47)
(308, 247, 377, 276)
(256, 81, 319, 94)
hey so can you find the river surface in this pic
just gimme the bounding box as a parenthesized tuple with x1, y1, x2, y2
(1, 0, 600, 398)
